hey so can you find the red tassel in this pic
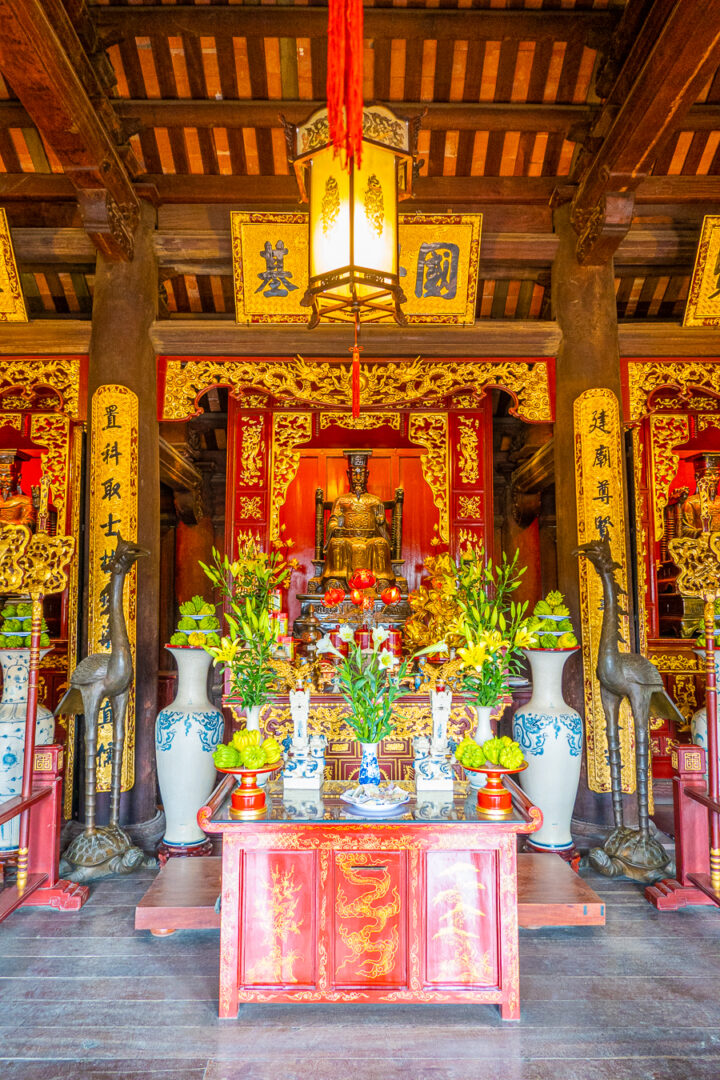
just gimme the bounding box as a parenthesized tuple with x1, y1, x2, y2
(327, 0, 364, 167)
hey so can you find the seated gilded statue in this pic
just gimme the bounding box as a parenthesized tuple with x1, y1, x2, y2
(321, 450, 396, 591)
(681, 457, 720, 538)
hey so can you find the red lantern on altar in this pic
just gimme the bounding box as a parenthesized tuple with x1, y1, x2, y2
(348, 569, 375, 591)
(349, 588, 364, 607)
(381, 585, 401, 606)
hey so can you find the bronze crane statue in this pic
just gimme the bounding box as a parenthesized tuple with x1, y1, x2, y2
(573, 537, 681, 882)
(58, 534, 155, 882)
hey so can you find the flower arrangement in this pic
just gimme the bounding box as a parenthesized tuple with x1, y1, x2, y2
(0, 602, 50, 648)
(200, 535, 298, 710)
(169, 594, 221, 648)
(317, 625, 445, 743)
(448, 544, 536, 707)
(526, 590, 578, 649)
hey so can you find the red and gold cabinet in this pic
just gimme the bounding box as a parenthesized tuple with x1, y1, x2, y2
(200, 779, 541, 1019)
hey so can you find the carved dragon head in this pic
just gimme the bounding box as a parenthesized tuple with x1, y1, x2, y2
(107, 534, 149, 574)
(572, 536, 622, 574)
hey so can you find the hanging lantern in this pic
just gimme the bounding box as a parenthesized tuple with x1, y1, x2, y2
(284, 104, 417, 330)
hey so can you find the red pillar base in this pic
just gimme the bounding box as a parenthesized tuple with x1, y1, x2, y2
(645, 877, 715, 910)
(21, 879, 89, 911)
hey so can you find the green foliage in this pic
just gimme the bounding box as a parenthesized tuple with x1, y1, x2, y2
(200, 538, 297, 710)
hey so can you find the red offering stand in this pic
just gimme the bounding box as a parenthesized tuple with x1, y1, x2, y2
(199, 774, 542, 1020)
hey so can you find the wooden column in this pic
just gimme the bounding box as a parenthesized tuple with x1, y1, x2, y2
(551, 202, 635, 830)
(86, 201, 160, 829)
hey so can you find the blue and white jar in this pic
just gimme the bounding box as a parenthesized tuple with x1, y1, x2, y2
(0, 648, 53, 851)
(512, 648, 582, 851)
(155, 647, 225, 848)
(691, 651, 720, 783)
(358, 740, 381, 785)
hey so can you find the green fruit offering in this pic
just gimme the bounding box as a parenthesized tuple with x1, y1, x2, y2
(240, 745, 267, 769)
(170, 631, 189, 647)
(262, 736, 282, 764)
(482, 737, 504, 765)
(213, 744, 240, 769)
(499, 744, 524, 770)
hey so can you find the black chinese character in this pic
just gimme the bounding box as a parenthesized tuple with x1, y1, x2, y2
(594, 479, 612, 506)
(102, 478, 121, 501)
(593, 444, 611, 468)
(99, 549, 115, 572)
(594, 515, 612, 540)
(102, 442, 121, 466)
(255, 240, 298, 298)
(589, 410, 609, 434)
(100, 512, 121, 537)
(102, 404, 120, 431)
(414, 242, 460, 300)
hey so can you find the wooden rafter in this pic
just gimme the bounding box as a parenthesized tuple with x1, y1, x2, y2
(568, 0, 720, 265)
(0, 0, 140, 260)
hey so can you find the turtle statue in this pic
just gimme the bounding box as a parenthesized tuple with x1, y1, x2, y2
(59, 824, 156, 884)
(586, 825, 674, 884)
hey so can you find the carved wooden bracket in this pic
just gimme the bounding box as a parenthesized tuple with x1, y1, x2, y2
(77, 189, 138, 262)
(571, 191, 635, 267)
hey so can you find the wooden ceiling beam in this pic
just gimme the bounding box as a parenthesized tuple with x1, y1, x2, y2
(8, 224, 697, 277)
(3, 173, 720, 208)
(0, 0, 140, 260)
(569, 0, 720, 265)
(1, 318, 717, 360)
(93, 6, 616, 45)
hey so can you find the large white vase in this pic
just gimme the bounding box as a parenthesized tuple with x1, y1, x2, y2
(691, 651, 720, 783)
(0, 648, 53, 851)
(512, 649, 583, 851)
(155, 647, 225, 848)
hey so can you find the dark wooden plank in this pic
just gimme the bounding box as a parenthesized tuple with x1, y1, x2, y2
(0, 874, 47, 923)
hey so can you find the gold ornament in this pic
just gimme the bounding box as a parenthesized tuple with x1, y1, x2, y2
(270, 413, 312, 540)
(408, 414, 449, 544)
(161, 357, 552, 425)
(457, 417, 480, 483)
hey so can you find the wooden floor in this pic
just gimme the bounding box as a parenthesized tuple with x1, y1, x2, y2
(1, 867, 719, 1080)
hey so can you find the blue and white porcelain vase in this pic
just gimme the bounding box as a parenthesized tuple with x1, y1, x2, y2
(155, 647, 225, 849)
(691, 651, 720, 782)
(512, 648, 583, 851)
(358, 741, 381, 785)
(0, 648, 53, 851)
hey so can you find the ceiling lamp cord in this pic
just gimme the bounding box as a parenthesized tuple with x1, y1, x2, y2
(350, 313, 363, 419)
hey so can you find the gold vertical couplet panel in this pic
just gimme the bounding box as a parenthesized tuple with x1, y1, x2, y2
(88, 386, 138, 793)
(574, 388, 636, 794)
(0, 208, 27, 323)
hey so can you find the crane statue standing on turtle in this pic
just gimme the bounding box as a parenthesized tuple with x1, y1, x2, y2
(573, 536, 685, 883)
(57, 533, 157, 883)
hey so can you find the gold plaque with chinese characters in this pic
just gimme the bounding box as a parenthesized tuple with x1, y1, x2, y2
(398, 213, 482, 325)
(574, 388, 636, 794)
(0, 208, 27, 323)
(231, 211, 481, 325)
(88, 386, 138, 792)
(231, 211, 309, 324)
(684, 215, 720, 327)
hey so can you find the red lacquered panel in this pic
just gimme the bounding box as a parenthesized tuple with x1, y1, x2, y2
(332, 850, 407, 988)
(241, 851, 317, 988)
(424, 850, 498, 988)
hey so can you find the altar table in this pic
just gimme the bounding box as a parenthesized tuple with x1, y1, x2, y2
(199, 776, 542, 1019)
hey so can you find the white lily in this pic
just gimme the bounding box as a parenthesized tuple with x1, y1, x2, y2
(338, 624, 355, 643)
(316, 634, 343, 658)
(378, 650, 398, 670)
(371, 626, 390, 648)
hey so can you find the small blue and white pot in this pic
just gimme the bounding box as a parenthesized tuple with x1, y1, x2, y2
(358, 740, 381, 785)
(691, 651, 720, 783)
(155, 647, 225, 848)
(0, 648, 53, 851)
(512, 648, 582, 851)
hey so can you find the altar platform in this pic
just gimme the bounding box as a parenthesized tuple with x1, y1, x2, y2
(135, 849, 606, 936)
